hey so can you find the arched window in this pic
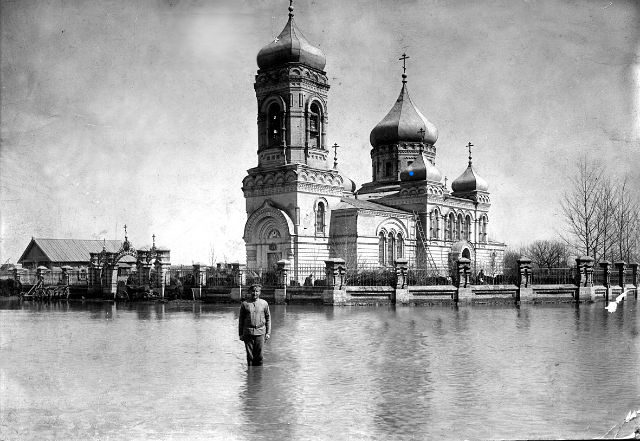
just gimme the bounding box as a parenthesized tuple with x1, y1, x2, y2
(378, 232, 386, 265)
(267, 102, 282, 147)
(387, 232, 395, 266)
(397, 234, 404, 259)
(465, 215, 472, 241)
(456, 214, 463, 241)
(446, 213, 454, 241)
(431, 209, 440, 239)
(309, 102, 321, 149)
(481, 216, 488, 243)
(316, 202, 326, 234)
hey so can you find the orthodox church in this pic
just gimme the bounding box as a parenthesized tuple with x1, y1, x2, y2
(242, 3, 505, 277)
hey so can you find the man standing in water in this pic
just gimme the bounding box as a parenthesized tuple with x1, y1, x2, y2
(239, 284, 271, 366)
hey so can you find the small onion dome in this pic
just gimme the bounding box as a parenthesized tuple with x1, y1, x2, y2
(257, 15, 326, 71)
(340, 173, 357, 193)
(400, 152, 442, 183)
(451, 163, 489, 193)
(370, 82, 438, 148)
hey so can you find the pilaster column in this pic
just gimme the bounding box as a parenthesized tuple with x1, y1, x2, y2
(154, 261, 171, 299)
(193, 263, 207, 288)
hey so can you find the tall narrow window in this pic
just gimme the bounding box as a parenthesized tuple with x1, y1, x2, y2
(309, 102, 321, 149)
(446, 213, 453, 241)
(267, 103, 282, 147)
(429, 211, 434, 238)
(456, 214, 463, 240)
(434, 210, 440, 240)
(316, 202, 326, 234)
(378, 233, 386, 265)
(397, 234, 404, 259)
(465, 216, 472, 241)
(387, 233, 395, 266)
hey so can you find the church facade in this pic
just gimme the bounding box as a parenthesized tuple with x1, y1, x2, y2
(242, 3, 505, 279)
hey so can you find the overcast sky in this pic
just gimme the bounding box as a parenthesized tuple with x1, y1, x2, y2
(1, 0, 638, 265)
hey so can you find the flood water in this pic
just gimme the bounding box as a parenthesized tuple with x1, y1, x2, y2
(1, 298, 639, 440)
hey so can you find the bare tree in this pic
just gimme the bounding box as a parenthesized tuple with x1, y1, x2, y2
(209, 243, 216, 267)
(613, 178, 640, 263)
(526, 240, 570, 268)
(561, 156, 605, 261)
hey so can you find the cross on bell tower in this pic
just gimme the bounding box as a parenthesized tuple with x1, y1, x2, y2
(399, 52, 410, 83)
(466, 142, 474, 165)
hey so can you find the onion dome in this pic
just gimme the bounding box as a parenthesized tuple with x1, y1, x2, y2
(370, 79, 438, 148)
(451, 163, 489, 193)
(400, 151, 442, 183)
(257, 4, 326, 71)
(340, 173, 357, 193)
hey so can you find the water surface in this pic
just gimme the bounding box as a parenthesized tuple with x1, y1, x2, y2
(1, 299, 639, 440)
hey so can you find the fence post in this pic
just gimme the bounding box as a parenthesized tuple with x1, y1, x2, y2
(613, 261, 626, 288)
(36, 266, 48, 284)
(274, 259, 289, 304)
(393, 258, 410, 304)
(323, 258, 347, 305)
(456, 258, 472, 303)
(629, 263, 638, 299)
(12, 267, 23, 284)
(61, 266, 71, 286)
(575, 256, 595, 302)
(517, 257, 533, 302)
(599, 260, 612, 302)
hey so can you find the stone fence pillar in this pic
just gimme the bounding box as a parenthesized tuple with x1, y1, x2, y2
(325, 258, 346, 290)
(575, 256, 594, 287)
(276, 260, 289, 289)
(192, 263, 207, 288)
(394, 258, 409, 289)
(61, 266, 72, 286)
(36, 266, 48, 284)
(13, 267, 23, 285)
(629, 263, 638, 287)
(517, 258, 532, 288)
(614, 261, 626, 288)
(456, 258, 471, 288)
(154, 261, 171, 299)
(599, 261, 611, 288)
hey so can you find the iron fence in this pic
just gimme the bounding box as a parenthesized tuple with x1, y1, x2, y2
(531, 267, 575, 285)
(624, 271, 635, 286)
(290, 264, 327, 287)
(406, 268, 450, 286)
(470, 265, 520, 285)
(345, 266, 395, 287)
(243, 268, 279, 288)
(206, 267, 239, 287)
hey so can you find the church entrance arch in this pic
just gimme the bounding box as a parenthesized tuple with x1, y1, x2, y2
(244, 201, 295, 269)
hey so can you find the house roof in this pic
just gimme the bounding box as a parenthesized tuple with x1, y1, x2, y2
(18, 239, 123, 263)
(335, 197, 409, 215)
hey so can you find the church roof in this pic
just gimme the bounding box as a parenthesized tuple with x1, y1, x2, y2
(18, 238, 123, 264)
(336, 197, 408, 214)
(256, 7, 326, 71)
(370, 80, 438, 148)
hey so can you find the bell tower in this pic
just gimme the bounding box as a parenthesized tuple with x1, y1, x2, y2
(254, 1, 330, 169)
(242, 1, 354, 270)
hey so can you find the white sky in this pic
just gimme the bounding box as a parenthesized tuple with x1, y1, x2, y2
(1, 0, 639, 264)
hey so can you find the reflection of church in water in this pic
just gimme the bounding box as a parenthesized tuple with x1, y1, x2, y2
(242, 2, 506, 274)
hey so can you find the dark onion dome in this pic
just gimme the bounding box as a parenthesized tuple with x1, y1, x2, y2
(399, 152, 442, 183)
(257, 12, 326, 71)
(370, 81, 438, 148)
(451, 163, 489, 193)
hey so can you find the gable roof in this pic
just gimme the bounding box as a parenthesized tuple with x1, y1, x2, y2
(335, 197, 409, 215)
(18, 239, 123, 264)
